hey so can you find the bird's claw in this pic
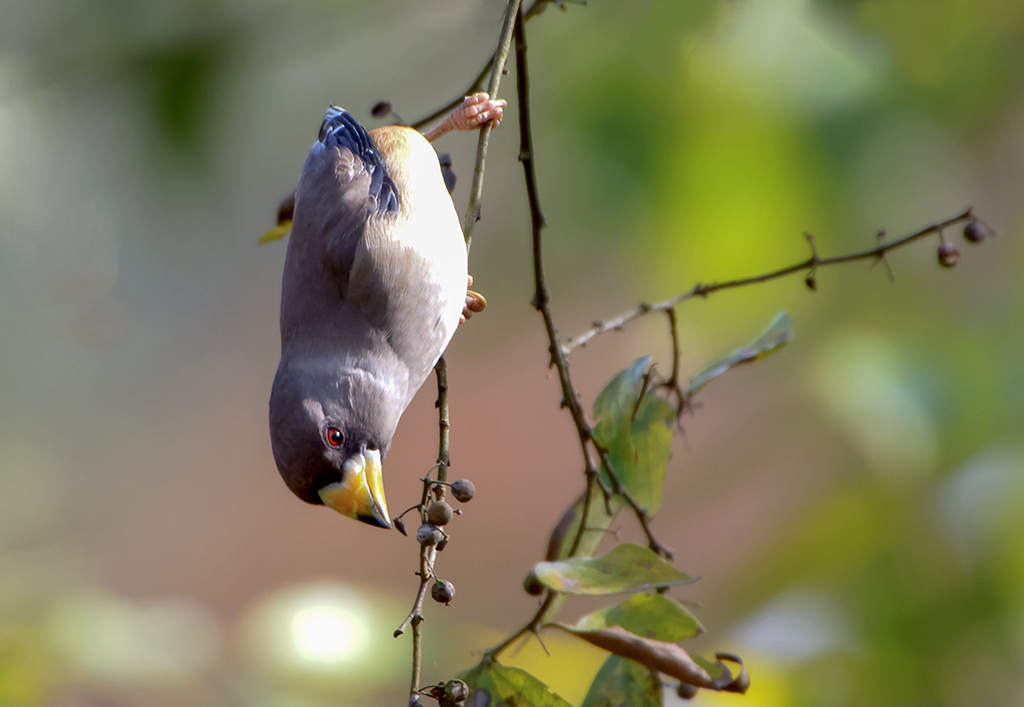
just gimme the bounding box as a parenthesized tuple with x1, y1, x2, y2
(460, 275, 487, 324)
(451, 92, 507, 131)
(422, 93, 506, 143)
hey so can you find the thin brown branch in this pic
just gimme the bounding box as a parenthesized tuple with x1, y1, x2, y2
(593, 444, 674, 559)
(410, 62, 493, 132)
(398, 358, 453, 699)
(515, 5, 671, 559)
(660, 306, 689, 421)
(566, 471, 597, 557)
(461, 0, 522, 253)
(564, 207, 976, 353)
(484, 592, 558, 661)
(435, 356, 450, 484)
(408, 0, 562, 131)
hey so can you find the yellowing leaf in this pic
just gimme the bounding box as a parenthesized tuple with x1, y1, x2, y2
(553, 624, 713, 688)
(574, 593, 704, 642)
(532, 543, 695, 595)
(552, 625, 750, 694)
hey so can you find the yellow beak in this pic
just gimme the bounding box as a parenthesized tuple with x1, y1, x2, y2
(317, 449, 390, 528)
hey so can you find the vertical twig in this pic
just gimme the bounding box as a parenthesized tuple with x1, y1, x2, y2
(462, 0, 523, 252)
(435, 356, 450, 484)
(402, 5, 520, 698)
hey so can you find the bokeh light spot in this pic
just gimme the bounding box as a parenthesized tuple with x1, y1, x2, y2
(290, 602, 368, 666)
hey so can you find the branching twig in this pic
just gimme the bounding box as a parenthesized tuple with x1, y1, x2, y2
(564, 208, 976, 353)
(407, 0, 563, 132)
(514, 3, 672, 561)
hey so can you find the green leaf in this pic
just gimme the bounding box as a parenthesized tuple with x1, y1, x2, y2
(574, 593, 704, 642)
(532, 543, 695, 595)
(581, 655, 661, 707)
(687, 311, 794, 395)
(592, 356, 676, 514)
(259, 221, 291, 244)
(459, 661, 575, 707)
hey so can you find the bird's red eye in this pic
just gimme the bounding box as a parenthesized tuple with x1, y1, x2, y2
(326, 427, 344, 447)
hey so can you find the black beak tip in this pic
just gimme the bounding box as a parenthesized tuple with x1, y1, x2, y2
(358, 513, 392, 529)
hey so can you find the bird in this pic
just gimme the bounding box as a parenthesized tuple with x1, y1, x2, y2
(269, 94, 504, 528)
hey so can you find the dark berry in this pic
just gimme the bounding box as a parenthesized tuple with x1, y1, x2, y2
(938, 242, 960, 268)
(431, 580, 455, 605)
(371, 101, 392, 118)
(417, 524, 442, 546)
(444, 680, 469, 703)
(451, 479, 476, 503)
(963, 220, 986, 243)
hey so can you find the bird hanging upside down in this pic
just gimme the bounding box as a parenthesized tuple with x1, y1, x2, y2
(269, 93, 505, 528)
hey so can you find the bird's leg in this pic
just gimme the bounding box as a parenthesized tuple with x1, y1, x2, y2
(422, 93, 507, 143)
(460, 275, 487, 324)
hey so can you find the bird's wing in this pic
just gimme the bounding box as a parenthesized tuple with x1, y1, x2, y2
(290, 108, 396, 276)
(281, 109, 401, 357)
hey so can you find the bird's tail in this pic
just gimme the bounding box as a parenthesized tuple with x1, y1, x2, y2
(318, 106, 400, 214)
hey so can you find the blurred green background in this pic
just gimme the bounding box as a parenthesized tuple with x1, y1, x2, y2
(1, 0, 1022, 705)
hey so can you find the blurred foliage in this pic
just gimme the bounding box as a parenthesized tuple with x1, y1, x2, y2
(1, 0, 1022, 705)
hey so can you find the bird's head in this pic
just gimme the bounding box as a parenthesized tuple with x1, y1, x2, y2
(269, 359, 402, 528)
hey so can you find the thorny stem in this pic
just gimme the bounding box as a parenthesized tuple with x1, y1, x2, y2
(461, 0, 522, 253)
(564, 208, 977, 353)
(514, 4, 672, 562)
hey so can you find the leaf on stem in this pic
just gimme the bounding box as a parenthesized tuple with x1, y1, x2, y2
(531, 543, 694, 595)
(592, 356, 676, 514)
(693, 653, 750, 694)
(581, 654, 660, 707)
(459, 661, 574, 707)
(573, 593, 704, 642)
(550, 624, 749, 694)
(687, 311, 794, 395)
